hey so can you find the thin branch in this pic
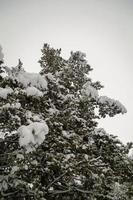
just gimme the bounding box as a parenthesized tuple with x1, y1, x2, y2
(74, 187, 92, 194)
(1, 190, 19, 197)
(48, 188, 71, 194)
(46, 171, 68, 190)
(89, 156, 101, 163)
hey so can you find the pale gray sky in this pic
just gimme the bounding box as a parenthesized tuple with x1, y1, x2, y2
(0, 0, 133, 143)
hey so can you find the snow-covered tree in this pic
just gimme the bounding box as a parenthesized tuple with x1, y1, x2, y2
(0, 44, 133, 200)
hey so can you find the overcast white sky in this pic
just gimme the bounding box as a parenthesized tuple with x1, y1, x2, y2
(0, 0, 133, 143)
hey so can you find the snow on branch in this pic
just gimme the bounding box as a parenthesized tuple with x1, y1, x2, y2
(18, 122, 49, 152)
(4, 66, 47, 90)
(99, 96, 127, 114)
(24, 86, 43, 97)
(81, 81, 98, 100)
(0, 87, 13, 99)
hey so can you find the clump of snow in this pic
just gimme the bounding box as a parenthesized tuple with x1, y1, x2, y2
(25, 110, 32, 124)
(24, 86, 43, 97)
(18, 122, 49, 152)
(5, 67, 47, 90)
(12, 102, 21, 109)
(1, 102, 21, 109)
(0, 131, 5, 139)
(128, 148, 133, 159)
(0, 130, 17, 139)
(33, 115, 42, 122)
(25, 111, 43, 124)
(99, 96, 127, 114)
(70, 82, 74, 87)
(74, 176, 82, 185)
(28, 183, 33, 188)
(84, 154, 89, 160)
(17, 71, 47, 90)
(45, 73, 55, 81)
(31, 160, 38, 165)
(81, 82, 98, 99)
(62, 130, 69, 138)
(49, 187, 54, 191)
(94, 128, 108, 137)
(62, 130, 76, 139)
(0, 87, 13, 99)
(82, 145, 87, 150)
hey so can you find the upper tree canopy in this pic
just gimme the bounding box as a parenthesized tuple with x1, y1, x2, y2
(0, 44, 132, 200)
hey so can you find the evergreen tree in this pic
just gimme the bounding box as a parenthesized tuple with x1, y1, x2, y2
(0, 44, 133, 200)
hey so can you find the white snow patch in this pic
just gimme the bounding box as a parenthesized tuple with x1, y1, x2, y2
(28, 183, 33, 188)
(82, 145, 87, 150)
(84, 154, 89, 160)
(128, 148, 133, 159)
(13, 102, 21, 109)
(94, 128, 108, 137)
(24, 86, 43, 97)
(0, 87, 13, 99)
(49, 187, 54, 191)
(25, 111, 43, 123)
(1, 102, 21, 109)
(18, 122, 49, 152)
(70, 82, 74, 87)
(17, 71, 47, 89)
(33, 115, 42, 122)
(45, 73, 55, 81)
(0, 131, 5, 139)
(81, 82, 98, 99)
(62, 130, 76, 138)
(74, 176, 82, 185)
(62, 130, 69, 138)
(5, 67, 47, 90)
(84, 73, 90, 80)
